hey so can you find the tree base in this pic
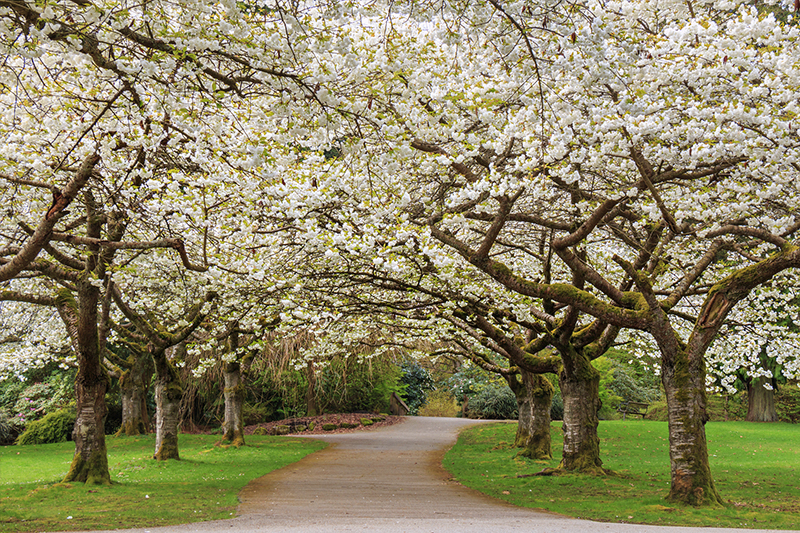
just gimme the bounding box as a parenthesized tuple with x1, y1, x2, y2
(63, 449, 111, 485)
(520, 466, 615, 477)
(115, 419, 148, 437)
(154, 435, 180, 461)
(667, 472, 724, 507)
(515, 444, 552, 460)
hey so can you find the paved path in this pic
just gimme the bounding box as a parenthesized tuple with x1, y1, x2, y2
(73, 417, 793, 533)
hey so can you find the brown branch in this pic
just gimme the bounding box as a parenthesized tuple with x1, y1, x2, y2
(0, 153, 99, 283)
(553, 198, 621, 249)
(662, 240, 726, 309)
(705, 225, 788, 248)
(429, 225, 650, 329)
(410, 139, 479, 183)
(47, 233, 207, 272)
(0, 290, 56, 306)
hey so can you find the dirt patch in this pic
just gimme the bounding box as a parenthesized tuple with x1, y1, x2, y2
(245, 413, 405, 436)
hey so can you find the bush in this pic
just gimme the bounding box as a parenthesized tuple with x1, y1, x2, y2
(1, 367, 76, 432)
(418, 390, 458, 417)
(467, 385, 518, 420)
(16, 408, 75, 445)
(315, 356, 404, 414)
(400, 360, 434, 415)
(777, 382, 800, 423)
(243, 402, 274, 425)
(0, 409, 16, 444)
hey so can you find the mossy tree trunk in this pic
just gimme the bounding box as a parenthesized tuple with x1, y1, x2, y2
(111, 289, 218, 461)
(305, 361, 318, 416)
(661, 350, 723, 506)
(222, 360, 245, 446)
(558, 344, 603, 474)
(117, 353, 153, 436)
(152, 347, 182, 461)
(507, 368, 553, 460)
(746, 376, 778, 422)
(651, 284, 725, 507)
(57, 283, 112, 485)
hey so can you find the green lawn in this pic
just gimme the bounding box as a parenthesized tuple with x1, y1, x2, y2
(0, 434, 326, 532)
(445, 420, 800, 529)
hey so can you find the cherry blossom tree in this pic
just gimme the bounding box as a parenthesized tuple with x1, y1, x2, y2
(252, 0, 800, 505)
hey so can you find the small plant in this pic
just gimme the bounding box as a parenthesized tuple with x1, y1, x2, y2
(321, 423, 337, 431)
(16, 408, 75, 445)
(360, 418, 373, 426)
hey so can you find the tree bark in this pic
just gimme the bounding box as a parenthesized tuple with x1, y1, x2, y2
(305, 361, 318, 416)
(746, 376, 778, 422)
(558, 345, 604, 474)
(222, 361, 245, 446)
(57, 285, 111, 485)
(117, 354, 153, 436)
(507, 369, 553, 460)
(661, 351, 723, 506)
(152, 347, 182, 460)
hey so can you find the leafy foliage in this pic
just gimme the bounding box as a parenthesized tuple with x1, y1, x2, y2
(467, 385, 518, 420)
(0, 366, 75, 432)
(16, 408, 75, 446)
(400, 360, 434, 415)
(418, 390, 459, 417)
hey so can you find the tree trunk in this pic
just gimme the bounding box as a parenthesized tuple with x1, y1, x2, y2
(222, 361, 245, 446)
(64, 364, 111, 484)
(305, 361, 318, 416)
(117, 354, 153, 436)
(152, 348, 182, 460)
(558, 346, 604, 474)
(507, 369, 553, 460)
(661, 352, 723, 506)
(57, 285, 112, 485)
(746, 376, 778, 422)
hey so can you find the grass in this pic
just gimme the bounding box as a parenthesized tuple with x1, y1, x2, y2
(0, 434, 326, 532)
(445, 420, 800, 530)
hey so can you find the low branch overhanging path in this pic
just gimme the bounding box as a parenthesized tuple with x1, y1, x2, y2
(69, 417, 796, 533)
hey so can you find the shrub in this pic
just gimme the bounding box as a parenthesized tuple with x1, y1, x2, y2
(467, 385, 518, 420)
(400, 360, 434, 415)
(0, 409, 16, 444)
(1, 368, 76, 432)
(315, 356, 404, 414)
(418, 390, 458, 417)
(243, 403, 274, 425)
(776, 382, 800, 423)
(16, 408, 75, 445)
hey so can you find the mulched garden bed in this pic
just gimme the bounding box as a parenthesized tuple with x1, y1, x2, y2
(245, 413, 404, 436)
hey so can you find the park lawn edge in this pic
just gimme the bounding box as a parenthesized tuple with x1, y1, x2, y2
(443, 420, 800, 530)
(0, 433, 327, 532)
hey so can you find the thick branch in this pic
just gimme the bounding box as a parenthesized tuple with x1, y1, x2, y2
(0, 153, 99, 282)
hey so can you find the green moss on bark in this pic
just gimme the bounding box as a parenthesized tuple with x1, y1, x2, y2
(63, 448, 111, 485)
(154, 433, 180, 461)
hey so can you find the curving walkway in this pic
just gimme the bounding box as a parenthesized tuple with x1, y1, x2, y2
(74, 417, 792, 533)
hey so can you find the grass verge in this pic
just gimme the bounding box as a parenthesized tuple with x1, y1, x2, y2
(445, 420, 800, 529)
(0, 434, 326, 532)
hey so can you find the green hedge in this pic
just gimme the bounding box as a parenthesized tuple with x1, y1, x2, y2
(16, 408, 75, 445)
